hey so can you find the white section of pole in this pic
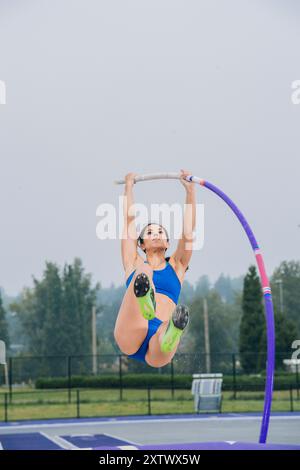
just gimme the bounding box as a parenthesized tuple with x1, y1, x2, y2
(114, 173, 202, 185)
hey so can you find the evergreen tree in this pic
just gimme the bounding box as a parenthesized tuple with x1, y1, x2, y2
(62, 258, 99, 358)
(258, 311, 298, 371)
(239, 265, 264, 373)
(10, 258, 99, 378)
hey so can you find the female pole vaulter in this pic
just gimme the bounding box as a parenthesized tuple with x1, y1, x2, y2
(114, 169, 196, 368)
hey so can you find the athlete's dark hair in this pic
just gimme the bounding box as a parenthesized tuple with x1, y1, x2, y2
(137, 222, 169, 253)
(137, 222, 189, 271)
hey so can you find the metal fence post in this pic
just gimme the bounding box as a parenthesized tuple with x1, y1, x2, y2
(171, 360, 174, 400)
(296, 363, 299, 400)
(147, 387, 151, 416)
(119, 355, 123, 401)
(289, 385, 294, 413)
(4, 393, 8, 422)
(67, 356, 72, 404)
(9, 357, 12, 403)
(76, 389, 80, 418)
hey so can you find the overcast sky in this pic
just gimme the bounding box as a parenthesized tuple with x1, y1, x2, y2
(0, 0, 299, 296)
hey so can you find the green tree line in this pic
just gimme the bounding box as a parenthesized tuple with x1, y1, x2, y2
(0, 259, 299, 377)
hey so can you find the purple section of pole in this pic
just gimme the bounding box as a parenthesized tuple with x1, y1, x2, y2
(203, 181, 259, 250)
(259, 294, 275, 443)
(203, 181, 275, 444)
(115, 173, 275, 444)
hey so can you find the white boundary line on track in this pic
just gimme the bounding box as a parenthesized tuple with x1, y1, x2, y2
(0, 414, 299, 432)
(102, 431, 142, 447)
(39, 432, 78, 450)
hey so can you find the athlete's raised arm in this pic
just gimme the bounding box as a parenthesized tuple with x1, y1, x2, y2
(171, 169, 196, 269)
(121, 172, 139, 272)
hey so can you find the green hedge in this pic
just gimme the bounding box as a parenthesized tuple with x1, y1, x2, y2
(35, 373, 300, 391)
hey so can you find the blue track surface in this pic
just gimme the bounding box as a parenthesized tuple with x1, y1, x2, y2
(0, 413, 299, 450)
(0, 433, 62, 450)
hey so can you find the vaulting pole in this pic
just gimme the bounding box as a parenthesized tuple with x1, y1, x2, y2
(115, 172, 275, 443)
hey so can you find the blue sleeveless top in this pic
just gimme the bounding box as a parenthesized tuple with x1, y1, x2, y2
(125, 260, 181, 305)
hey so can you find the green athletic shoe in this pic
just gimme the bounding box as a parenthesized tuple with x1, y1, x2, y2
(134, 272, 156, 320)
(160, 304, 189, 353)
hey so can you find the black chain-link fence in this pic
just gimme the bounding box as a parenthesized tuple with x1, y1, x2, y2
(0, 352, 299, 422)
(2, 352, 299, 386)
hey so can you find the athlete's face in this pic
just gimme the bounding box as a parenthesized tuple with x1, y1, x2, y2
(141, 224, 169, 253)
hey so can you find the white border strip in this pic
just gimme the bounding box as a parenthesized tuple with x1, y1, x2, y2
(39, 432, 78, 450)
(0, 414, 299, 432)
(103, 431, 142, 447)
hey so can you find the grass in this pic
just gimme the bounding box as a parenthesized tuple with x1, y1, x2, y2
(0, 388, 299, 422)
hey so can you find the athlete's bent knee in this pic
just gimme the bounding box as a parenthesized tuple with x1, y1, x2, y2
(113, 329, 139, 356)
(146, 356, 172, 368)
